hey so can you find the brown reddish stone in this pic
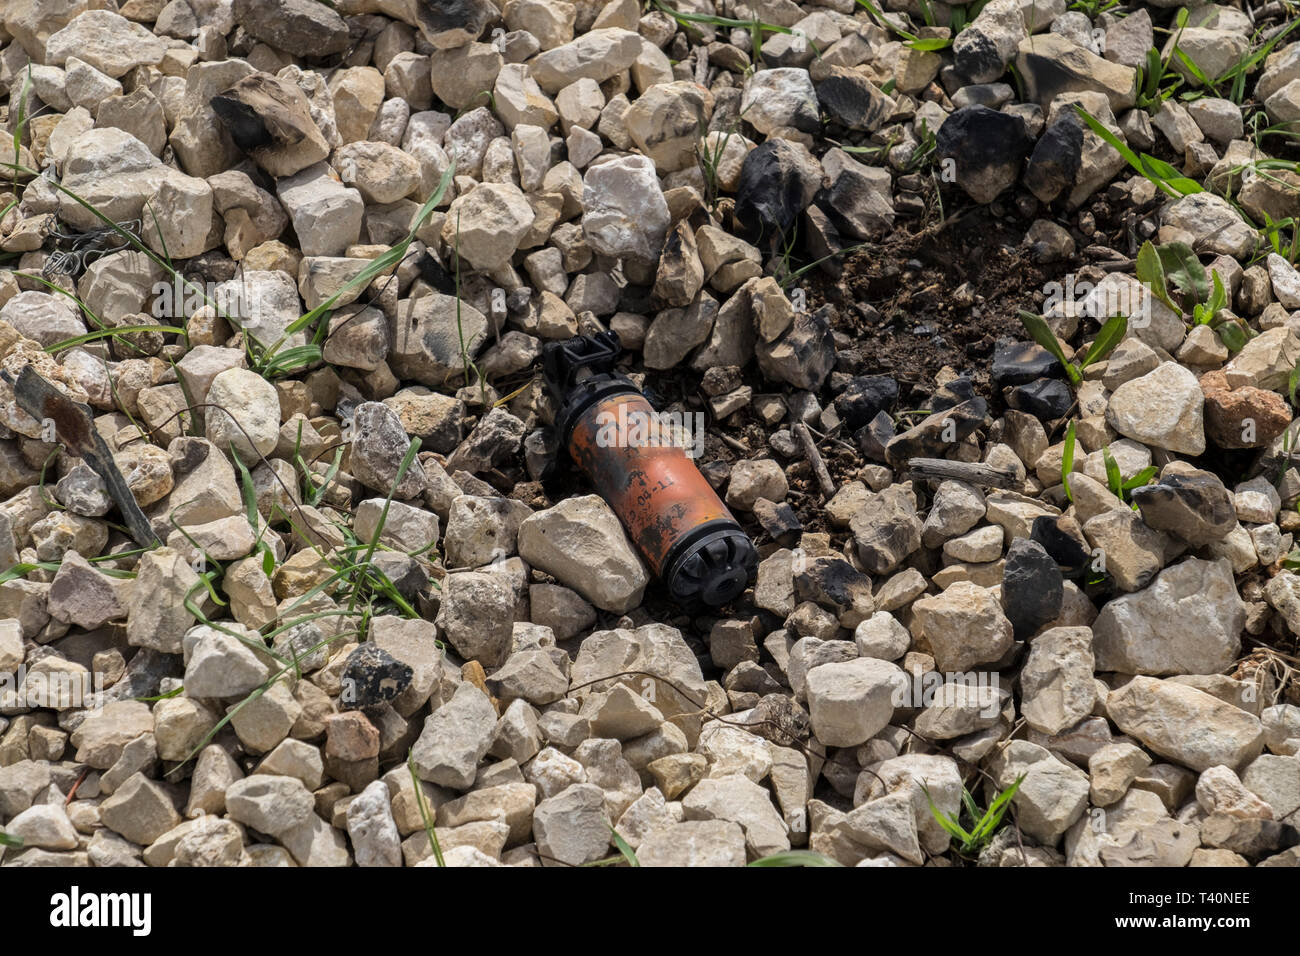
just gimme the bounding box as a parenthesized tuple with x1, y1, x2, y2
(325, 711, 380, 761)
(1201, 371, 1291, 449)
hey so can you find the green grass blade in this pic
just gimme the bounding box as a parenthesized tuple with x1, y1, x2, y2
(408, 749, 446, 867)
(1078, 314, 1128, 370)
(970, 774, 1025, 842)
(1122, 465, 1158, 492)
(1062, 419, 1076, 502)
(1103, 446, 1123, 499)
(610, 827, 641, 867)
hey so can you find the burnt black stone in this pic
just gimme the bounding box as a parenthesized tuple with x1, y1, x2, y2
(953, 31, 1003, 84)
(341, 643, 413, 711)
(854, 410, 896, 463)
(817, 68, 893, 131)
(753, 497, 802, 548)
(1031, 514, 1091, 575)
(934, 105, 1032, 204)
(834, 375, 899, 430)
(1130, 470, 1237, 546)
(1024, 114, 1084, 204)
(930, 376, 977, 413)
(417, 249, 458, 297)
(1008, 377, 1073, 420)
(734, 139, 819, 251)
(992, 340, 1064, 388)
(209, 94, 274, 152)
(1002, 537, 1064, 641)
(802, 204, 844, 279)
(793, 555, 872, 617)
(410, 0, 494, 39)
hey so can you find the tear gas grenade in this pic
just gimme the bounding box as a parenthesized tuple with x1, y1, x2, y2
(542, 331, 757, 608)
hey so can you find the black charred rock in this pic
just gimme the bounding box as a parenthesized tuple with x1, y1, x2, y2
(341, 643, 413, 710)
(1024, 114, 1084, 204)
(753, 497, 802, 548)
(1130, 470, 1237, 546)
(1008, 377, 1073, 420)
(754, 303, 836, 391)
(935, 105, 1032, 204)
(1002, 537, 1064, 641)
(835, 375, 899, 430)
(855, 410, 896, 463)
(884, 397, 988, 467)
(820, 166, 895, 241)
(930, 376, 977, 413)
(816, 67, 895, 132)
(992, 340, 1064, 388)
(802, 204, 844, 278)
(793, 554, 873, 620)
(211, 72, 330, 177)
(734, 139, 820, 251)
(408, 0, 496, 46)
(1031, 514, 1092, 575)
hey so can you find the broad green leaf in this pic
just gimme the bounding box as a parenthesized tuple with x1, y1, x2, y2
(1155, 240, 1208, 307)
(1173, 48, 1212, 88)
(906, 37, 952, 50)
(1215, 321, 1248, 353)
(1143, 47, 1162, 100)
(1162, 176, 1204, 196)
(1078, 314, 1128, 370)
(1135, 240, 1176, 312)
(1207, 270, 1227, 315)
(1140, 154, 1183, 181)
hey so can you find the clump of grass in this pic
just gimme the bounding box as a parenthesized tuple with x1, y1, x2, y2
(923, 774, 1025, 857)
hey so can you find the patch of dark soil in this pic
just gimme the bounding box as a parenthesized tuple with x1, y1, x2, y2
(808, 203, 1077, 411)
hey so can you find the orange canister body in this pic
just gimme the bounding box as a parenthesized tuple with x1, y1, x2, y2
(544, 331, 756, 607)
(567, 391, 734, 577)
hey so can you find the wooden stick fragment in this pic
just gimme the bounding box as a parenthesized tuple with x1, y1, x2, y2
(6, 365, 161, 547)
(793, 422, 835, 499)
(905, 457, 1020, 489)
